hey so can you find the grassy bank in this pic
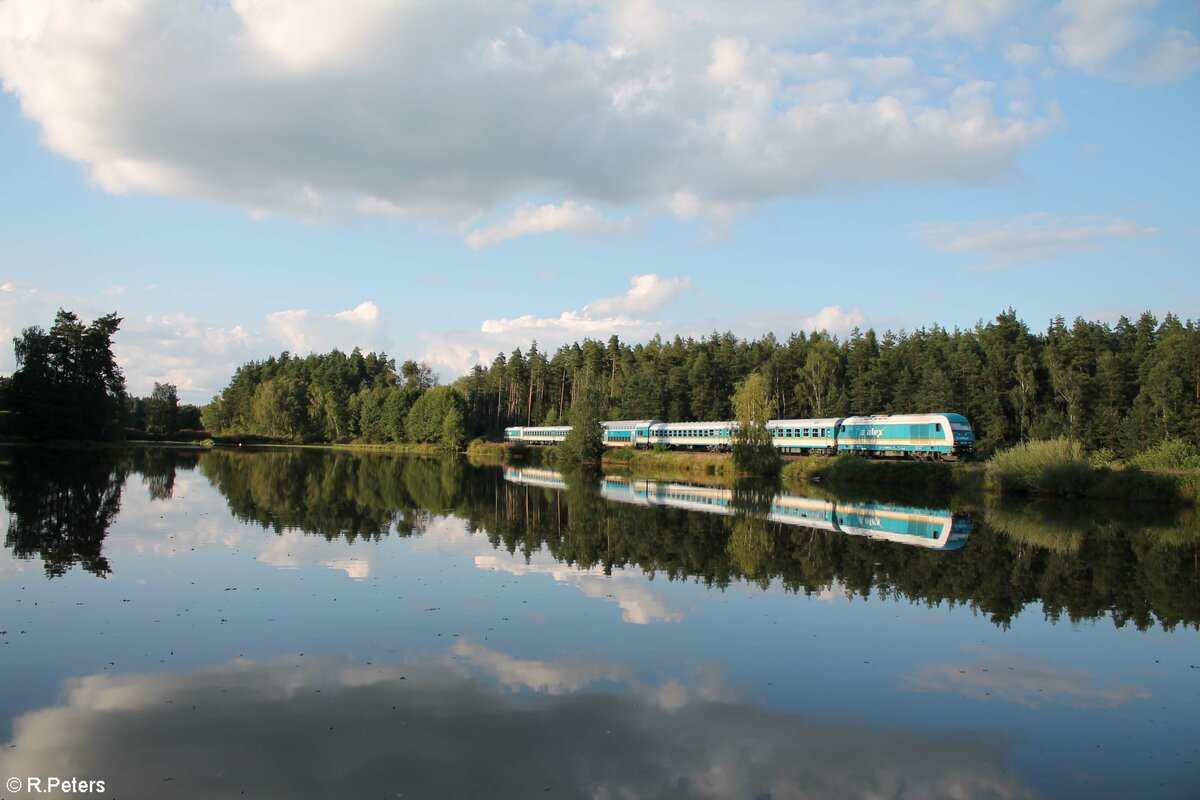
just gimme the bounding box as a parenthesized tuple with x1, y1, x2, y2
(778, 443, 1199, 507)
(782, 454, 984, 493)
(601, 448, 734, 479)
(466, 440, 530, 461)
(985, 438, 1199, 504)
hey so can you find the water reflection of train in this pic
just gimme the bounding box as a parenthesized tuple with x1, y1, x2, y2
(503, 468, 971, 551)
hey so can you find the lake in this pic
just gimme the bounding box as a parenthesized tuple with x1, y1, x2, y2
(1, 447, 1197, 799)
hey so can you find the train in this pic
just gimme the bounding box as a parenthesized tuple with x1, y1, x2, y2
(504, 412, 974, 460)
(503, 468, 972, 550)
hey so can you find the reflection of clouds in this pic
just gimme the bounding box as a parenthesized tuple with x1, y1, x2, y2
(108, 473, 253, 553)
(475, 554, 684, 624)
(452, 640, 730, 711)
(105, 473, 382, 580)
(412, 515, 686, 624)
(452, 640, 630, 695)
(256, 531, 378, 580)
(1, 653, 1039, 800)
(905, 647, 1151, 709)
(0, 505, 32, 576)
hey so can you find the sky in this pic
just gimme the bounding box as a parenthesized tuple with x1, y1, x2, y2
(0, 0, 1197, 403)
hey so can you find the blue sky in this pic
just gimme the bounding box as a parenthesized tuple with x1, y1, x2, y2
(1, 0, 1197, 402)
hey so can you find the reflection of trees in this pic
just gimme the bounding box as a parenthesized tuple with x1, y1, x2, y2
(0, 448, 127, 577)
(26, 446, 1180, 632)
(481, 469, 1199, 632)
(128, 448, 201, 501)
(727, 478, 780, 587)
(197, 450, 461, 541)
(244, 450, 1190, 631)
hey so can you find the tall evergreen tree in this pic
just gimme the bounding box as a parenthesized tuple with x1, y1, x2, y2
(8, 309, 125, 439)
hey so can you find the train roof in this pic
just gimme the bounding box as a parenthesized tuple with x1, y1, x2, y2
(602, 419, 661, 429)
(652, 420, 734, 428)
(767, 418, 841, 426)
(840, 413, 968, 424)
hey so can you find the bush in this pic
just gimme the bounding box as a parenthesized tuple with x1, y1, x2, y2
(1127, 437, 1200, 471)
(986, 438, 1095, 497)
(1089, 447, 1118, 467)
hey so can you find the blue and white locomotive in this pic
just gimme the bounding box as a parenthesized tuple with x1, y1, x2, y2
(505, 412, 974, 459)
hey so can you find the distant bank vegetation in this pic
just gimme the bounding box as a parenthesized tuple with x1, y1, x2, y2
(2, 308, 1197, 469)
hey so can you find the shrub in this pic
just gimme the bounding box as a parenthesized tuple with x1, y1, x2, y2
(986, 438, 1095, 497)
(1089, 447, 1118, 467)
(1127, 437, 1200, 471)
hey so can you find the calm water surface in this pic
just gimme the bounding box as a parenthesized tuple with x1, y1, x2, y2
(1, 447, 1197, 799)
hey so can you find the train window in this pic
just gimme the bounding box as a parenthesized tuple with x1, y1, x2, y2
(935, 423, 942, 432)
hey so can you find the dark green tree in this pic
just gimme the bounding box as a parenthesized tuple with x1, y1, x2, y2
(406, 386, 468, 444)
(561, 384, 605, 462)
(7, 309, 125, 439)
(145, 382, 179, 435)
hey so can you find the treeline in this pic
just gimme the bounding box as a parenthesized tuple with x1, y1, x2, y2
(200, 349, 466, 447)
(454, 309, 1198, 456)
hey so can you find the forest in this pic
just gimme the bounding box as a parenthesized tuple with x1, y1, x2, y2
(195, 309, 1199, 457)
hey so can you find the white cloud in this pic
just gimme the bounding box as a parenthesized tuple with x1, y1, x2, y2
(419, 273, 875, 376)
(1054, 0, 1200, 80)
(465, 201, 635, 249)
(1003, 42, 1041, 67)
(666, 190, 703, 221)
(265, 300, 390, 356)
(0, 281, 46, 374)
(0, 0, 1071, 238)
(421, 273, 690, 375)
(801, 305, 867, 333)
(115, 313, 263, 400)
(1129, 27, 1200, 81)
(584, 273, 693, 316)
(920, 0, 1019, 40)
(913, 212, 1157, 268)
(1054, 0, 1147, 74)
